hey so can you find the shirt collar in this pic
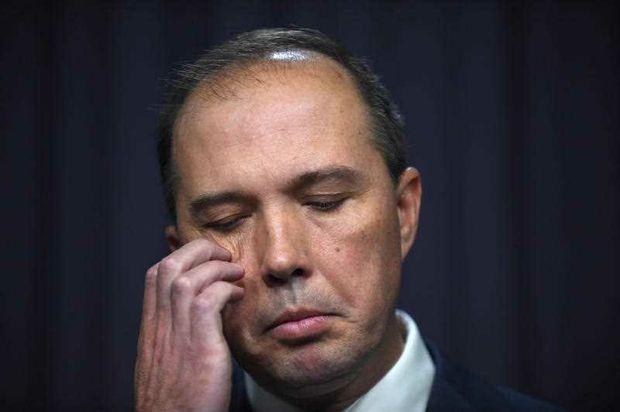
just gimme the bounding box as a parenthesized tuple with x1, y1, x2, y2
(244, 310, 436, 412)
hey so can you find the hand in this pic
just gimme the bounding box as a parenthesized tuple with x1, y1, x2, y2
(134, 239, 244, 412)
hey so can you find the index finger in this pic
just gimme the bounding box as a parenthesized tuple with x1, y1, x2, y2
(162, 238, 232, 273)
(156, 239, 232, 310)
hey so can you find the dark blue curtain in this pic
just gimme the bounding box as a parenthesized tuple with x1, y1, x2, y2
(2, 1, 618, 410)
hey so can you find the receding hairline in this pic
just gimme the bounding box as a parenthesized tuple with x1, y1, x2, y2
(170, 51, 376, 168)
(174, 50, 363, 125)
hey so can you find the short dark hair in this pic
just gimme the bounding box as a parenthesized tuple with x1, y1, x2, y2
(157, 27, 406, 220)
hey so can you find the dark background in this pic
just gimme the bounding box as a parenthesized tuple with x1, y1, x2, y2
(2, 0, 618, 410)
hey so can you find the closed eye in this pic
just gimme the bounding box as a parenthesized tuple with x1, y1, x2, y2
(203, 215, 248, 232)
(306, 197, 347, 212)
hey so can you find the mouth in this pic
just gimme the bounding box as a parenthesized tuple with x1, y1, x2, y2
(266, 308, 334, 342)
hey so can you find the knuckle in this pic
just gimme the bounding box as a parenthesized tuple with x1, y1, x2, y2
(144, 266, 158, 285)
(171, 276, 192, 295)
(192, 295, 215, 313)
(159, 256, 181, 274)
(195, 238, 210, 246)
(199, 239, 217, 253)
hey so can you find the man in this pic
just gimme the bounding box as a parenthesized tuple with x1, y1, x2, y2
(135, 28, 560, 411)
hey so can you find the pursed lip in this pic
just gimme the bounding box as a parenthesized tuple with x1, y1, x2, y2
(266, 307, 332, 331)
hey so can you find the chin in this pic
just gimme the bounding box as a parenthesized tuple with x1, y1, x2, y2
(242, 337, 373, 398)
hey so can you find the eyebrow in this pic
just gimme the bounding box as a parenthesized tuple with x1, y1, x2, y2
(287, 166, 366, 192)
(189, 191, 253, 220)
(188, 166, 365, 218)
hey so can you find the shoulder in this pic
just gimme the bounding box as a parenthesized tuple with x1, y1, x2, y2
(426, 341, 564, 411)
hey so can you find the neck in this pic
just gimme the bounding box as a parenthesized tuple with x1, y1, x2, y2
(279, 313, 405, 412)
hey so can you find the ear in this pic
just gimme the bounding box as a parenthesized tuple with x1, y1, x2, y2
(164, 225, 181, 252)
(395, 167, 422, 259)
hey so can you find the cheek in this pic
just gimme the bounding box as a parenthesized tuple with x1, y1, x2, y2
(221, 289, 261, 359)
(315, 204, 402, 308)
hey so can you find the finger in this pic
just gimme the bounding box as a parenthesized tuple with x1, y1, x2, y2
(135, 262, 159, 391)
(157, 239, 232, 311)
(138, 262, 159, 348)
(190, 281, 244, 349)
(170, 261, 244, 335)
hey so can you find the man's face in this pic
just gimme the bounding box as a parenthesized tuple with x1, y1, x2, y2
(170, 58, 420, 395)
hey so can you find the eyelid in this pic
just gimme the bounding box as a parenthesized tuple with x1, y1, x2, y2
(304, 195, 349, 211)
(304, 191, 352, 201)
(203, 213, 249, 232)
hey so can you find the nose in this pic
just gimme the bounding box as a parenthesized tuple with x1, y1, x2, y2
(256, 206, 308, 284)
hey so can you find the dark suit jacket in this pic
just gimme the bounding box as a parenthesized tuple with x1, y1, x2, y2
(229, 342, 563, 411)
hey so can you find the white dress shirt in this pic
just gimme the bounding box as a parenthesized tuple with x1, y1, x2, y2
(244, 310, 436, 412)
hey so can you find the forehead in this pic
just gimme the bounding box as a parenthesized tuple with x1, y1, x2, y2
(172, 58, 384, 194)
